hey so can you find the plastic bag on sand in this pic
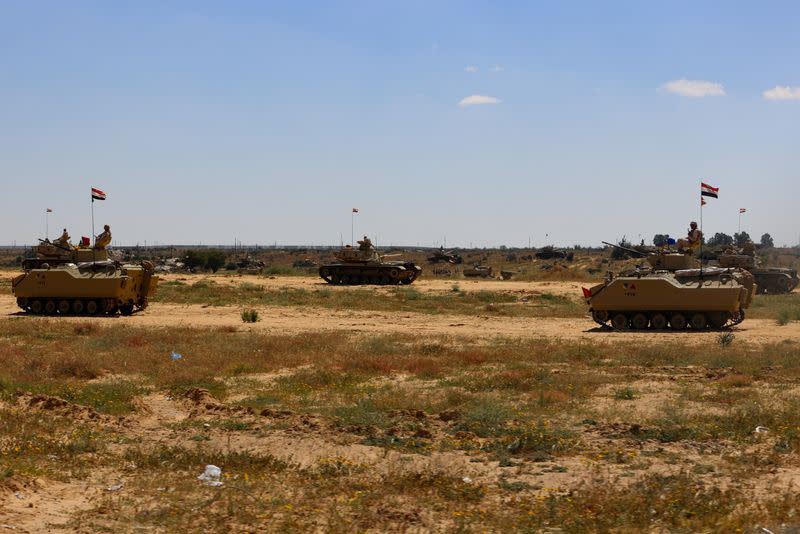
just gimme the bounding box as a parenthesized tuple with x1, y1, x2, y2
(198, 464, 223, 486)
(171, 351, 183, 361)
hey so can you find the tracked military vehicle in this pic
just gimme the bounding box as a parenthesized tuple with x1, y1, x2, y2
(22, 239, 110, 270)
(462, 265, 493, 278)
(427, 249, 463, 265)
(717, 252, 798, 294)
(319, 246, 421, 285)
(583, 266, 755, 330)
(535, 246, 574, 261)
(12, 260, 158, 315)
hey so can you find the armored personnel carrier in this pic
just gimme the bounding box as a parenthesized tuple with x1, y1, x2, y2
(718, 252, 798, 294)
(318, 246, 421, 285)
(462, 265, 493, 278)
(12, 260, 158, 315)
(583, 266, 755, 330)
(22, 239, 109, 270)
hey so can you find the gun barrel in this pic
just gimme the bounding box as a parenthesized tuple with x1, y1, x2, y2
(602, 241, 648, 257)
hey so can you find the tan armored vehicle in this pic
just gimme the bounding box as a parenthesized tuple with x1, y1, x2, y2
(583, 266, 755, 330)
(23, 239, 110, 270)
(12, 260, 158, 315)
(318, 244, 422, 285)
(463, 265, 493, 278)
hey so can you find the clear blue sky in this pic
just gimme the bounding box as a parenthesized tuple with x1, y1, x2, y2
(1, 1, 798, 247)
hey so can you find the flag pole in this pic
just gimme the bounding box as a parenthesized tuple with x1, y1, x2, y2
(700, 192, 703, 278)
(738, 210, 741, 235)
(351, 210, 354, 246)
(45, 209, 49, 240)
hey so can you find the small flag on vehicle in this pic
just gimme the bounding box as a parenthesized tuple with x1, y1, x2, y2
(91, 187, 106, 201)
(700, 182, 718, 198)
(352, 208, 359, 213)
(701, 197, 707, 206)
(46, 208, 53, 213)
(739, 208, 746, 213)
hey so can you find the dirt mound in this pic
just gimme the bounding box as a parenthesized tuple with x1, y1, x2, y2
(182, 387, 255, 417)
(17, 392, 106, 422)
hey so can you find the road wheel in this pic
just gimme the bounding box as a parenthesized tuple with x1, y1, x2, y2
(611, 313, 629, 330)
(30, 300, 43, 314)
(631, 313, 649, 330)
(709, 312, 729, 329)
(592, 310, 609, 324)
(388, 268, 400, 280)
(72, 300, 84, 314)
(690, 313, 707, 330)
(670, 313, 687, 330)
(85, 300, 99, 315)
(119, 304, 134, 316)
(44, 300, 57, 315)
(58, 300, 71, 314)
(650, 313, 668, 330)
(775, 276, 791, 294)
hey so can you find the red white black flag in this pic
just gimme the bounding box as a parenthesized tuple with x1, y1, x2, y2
(91, 187, 106, 201)
(739, 208, 746, 213)
(352, 208, 359, 213)
(700, 182, 718, 198)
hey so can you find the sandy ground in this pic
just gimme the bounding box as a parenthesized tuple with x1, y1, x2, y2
(2, 274, 798, 345)
(2, 274, 800, 531)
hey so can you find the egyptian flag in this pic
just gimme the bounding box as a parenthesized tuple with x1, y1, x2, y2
(739, 208, 746, 213)
(91, 187, 106, 201)
(352, 208, 359, 213)
(701, 182, 718, 198)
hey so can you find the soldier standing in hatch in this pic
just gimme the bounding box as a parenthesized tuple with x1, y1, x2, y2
(55, 228, 71, 247)
(357, 235, 373, 251)
(95, 224, 112, 249)
(677, 221, 702, 252)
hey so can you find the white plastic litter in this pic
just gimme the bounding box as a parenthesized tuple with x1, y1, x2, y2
(198, 464, 223, 486)
(462, 476, 473, 484)
(171, 351, 183, 361)
(106, 483, 124, 492)
(754, 426, 770, 434)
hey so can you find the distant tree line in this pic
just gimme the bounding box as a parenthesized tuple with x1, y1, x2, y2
(653, 232, 775, 248)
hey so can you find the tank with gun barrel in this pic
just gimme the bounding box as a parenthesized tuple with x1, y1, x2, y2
(12, 260, 159, 316)
(318, 237, 422, 285)
(716, 246, 798, 295)
(588, 241, 755, 330)
(427, 248, 463, 265)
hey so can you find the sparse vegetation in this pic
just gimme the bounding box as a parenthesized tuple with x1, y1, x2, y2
(241, 309, 259, 323)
